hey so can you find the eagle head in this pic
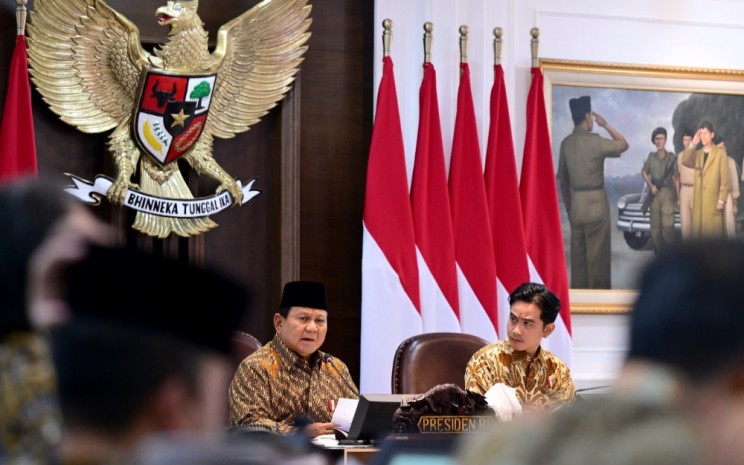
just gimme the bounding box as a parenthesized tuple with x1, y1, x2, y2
(155, 1, 200, 30)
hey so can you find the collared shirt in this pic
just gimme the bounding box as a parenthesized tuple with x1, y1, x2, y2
(643, 151, 678, 189)
(464, 339, 575, 410)
(678, 151, 695, 186)
(228, 334, 358, 435)
(0, 333, 61, 465)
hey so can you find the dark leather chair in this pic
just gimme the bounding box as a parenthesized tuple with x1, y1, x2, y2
(391, 332, 490, 394)
(230, 331, 263, 370)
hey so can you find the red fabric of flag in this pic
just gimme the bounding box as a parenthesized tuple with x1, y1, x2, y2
(485, 64, 530, 294)
(361, 56, 422, 393)
(363, 56, 420, 313)
(449, 63, 498, 337)
(520, 67, 573, 356)
(0, 35, 37, 182)
(411, 62, 460, 329)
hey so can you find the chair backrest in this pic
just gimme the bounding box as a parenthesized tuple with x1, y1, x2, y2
(391, 332, 489, 394)
(231, 331, 263, 369)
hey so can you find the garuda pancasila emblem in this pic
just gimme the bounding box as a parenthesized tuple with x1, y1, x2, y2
(27, 0, 311, 237)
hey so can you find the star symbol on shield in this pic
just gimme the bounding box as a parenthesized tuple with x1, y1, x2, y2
(170, 108, 190, 128)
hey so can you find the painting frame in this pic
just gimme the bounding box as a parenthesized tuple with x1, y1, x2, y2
(541, 58, 744, 314)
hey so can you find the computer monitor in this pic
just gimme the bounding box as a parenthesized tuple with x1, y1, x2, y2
(344, 394, 405, 443)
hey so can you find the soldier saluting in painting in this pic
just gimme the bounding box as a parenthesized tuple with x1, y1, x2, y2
(556, 96, 629, 289)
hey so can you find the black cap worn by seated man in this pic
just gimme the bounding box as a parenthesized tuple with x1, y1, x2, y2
(279, 281, 328, 312)
(569, 95, 591, 124)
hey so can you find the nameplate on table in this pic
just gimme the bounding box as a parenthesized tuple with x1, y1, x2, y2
(416, 415, 494, 433)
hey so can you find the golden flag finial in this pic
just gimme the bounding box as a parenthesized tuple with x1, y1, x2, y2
(459, 25, 469, 64)
(530, 27, 540, 68)
(423, 22, 433, 64)
(382, 19, 393, 57)
(493, 27, 503, 66)
(16, 0, 28, 36)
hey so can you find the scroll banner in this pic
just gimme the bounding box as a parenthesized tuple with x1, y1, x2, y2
(65, 174, 261, 218)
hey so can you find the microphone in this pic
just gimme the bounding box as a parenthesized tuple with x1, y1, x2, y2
(322, 353, 360, 397)
(574, 385, 612, 393)
(574, 385, 612, 402)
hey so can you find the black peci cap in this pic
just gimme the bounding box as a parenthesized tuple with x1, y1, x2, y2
(569, 96, 591, 122)
(279, 281, 327, 311)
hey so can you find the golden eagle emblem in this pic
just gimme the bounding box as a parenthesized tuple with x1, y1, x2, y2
(27, 0, 311, 237)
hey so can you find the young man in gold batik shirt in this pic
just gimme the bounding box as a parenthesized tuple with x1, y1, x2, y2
(465, 283, 575, 411)
(229, 281, 359, 437)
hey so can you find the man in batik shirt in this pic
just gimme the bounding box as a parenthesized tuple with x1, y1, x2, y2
(465, 283, 575, 411)
(229, 281, 359, 436)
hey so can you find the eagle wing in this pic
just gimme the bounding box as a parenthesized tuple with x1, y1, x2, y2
(207, 0, 311, 139)
(27, 0, 150, 134)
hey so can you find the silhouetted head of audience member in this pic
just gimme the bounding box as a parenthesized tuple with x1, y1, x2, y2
(0, 180, 72, 338)
(628, 240, 744, 384)
(51, 246, 249, 459)
(0, 181, 97, 465)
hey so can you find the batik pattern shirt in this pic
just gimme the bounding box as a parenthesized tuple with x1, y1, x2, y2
(464, 339, 575, 410)
(228, 334, 359, 435)
(0, 333, 62, 465)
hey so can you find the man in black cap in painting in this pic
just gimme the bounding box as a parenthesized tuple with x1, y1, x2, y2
(229, 281, 359, 437)
(48, 246, 248, 464)
(557, 95, 629, 289)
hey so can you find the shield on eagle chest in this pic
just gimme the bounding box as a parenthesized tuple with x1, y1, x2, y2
(134, 71, 217, 165)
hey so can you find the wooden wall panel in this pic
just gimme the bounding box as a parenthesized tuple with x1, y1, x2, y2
(2, 0, 373, 384)
(299, 1, 374, 381)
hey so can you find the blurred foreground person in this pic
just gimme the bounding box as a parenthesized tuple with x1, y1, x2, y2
(0, 180, 109, 465)
(459, 240, 744, 465)
(130, 431, 330, 465)
(50, 246, 248, 464)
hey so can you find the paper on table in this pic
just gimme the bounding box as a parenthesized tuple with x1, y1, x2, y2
(484, 383, 522, 421)
(311, 434, 338, 448)
(331, 397, 359, 433)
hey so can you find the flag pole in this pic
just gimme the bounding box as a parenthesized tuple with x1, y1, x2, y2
(361, 16, 423, 393)
(16, 0, 28, 36)
(412, 19, 462, 334)
(459, 25, 468, 64)
(493, 27, 502, 66)
(382, 18, 392, 57)
(530, 27, 540, 68)
(423, 22, 432, 64)
(521, 25, 574, 364)
(0, 0, 37, 182)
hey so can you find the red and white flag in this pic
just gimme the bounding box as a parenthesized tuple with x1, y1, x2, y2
(449, 63, 498, 341)
(410, 62, 460, 333)
(520, 67, 572, 365)
(361, 56, 421, 393)
(485, 65, 530, 338)
(0, 34, 37, 182)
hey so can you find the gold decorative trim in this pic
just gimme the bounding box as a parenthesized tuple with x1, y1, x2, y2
(541, 58, 744, 315)
(541, 58, 744, 82)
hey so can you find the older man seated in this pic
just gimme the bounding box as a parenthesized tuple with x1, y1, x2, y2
(229, 281, 358, 437)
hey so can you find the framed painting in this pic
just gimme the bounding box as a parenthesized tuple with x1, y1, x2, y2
(541, 58, 744, 313)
